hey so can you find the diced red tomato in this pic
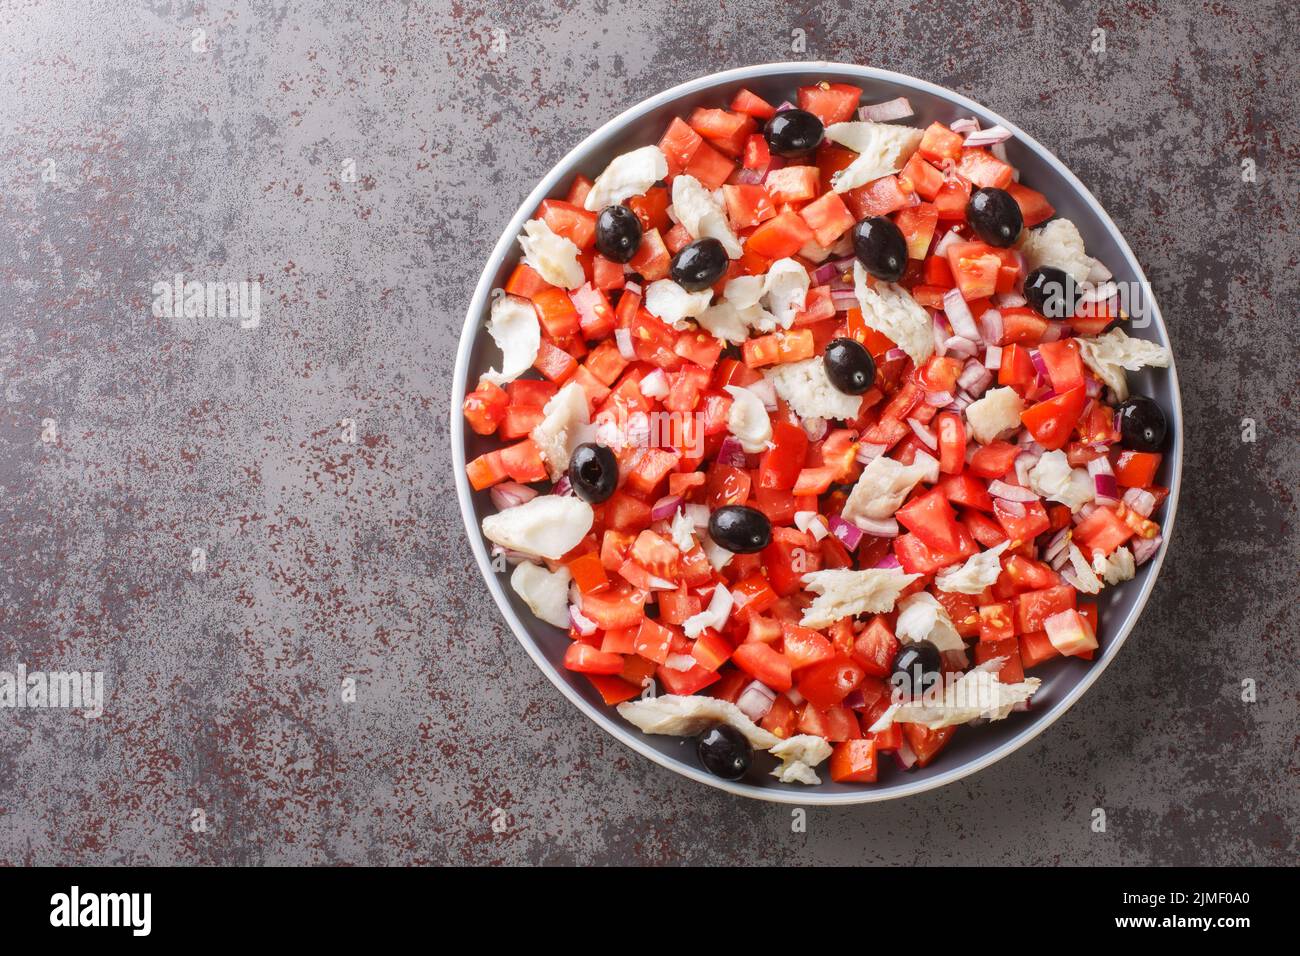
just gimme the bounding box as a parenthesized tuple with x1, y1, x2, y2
(731, 88, 777, 120)
(796, 657, 865, 710)
(829, 739, 878, 783)
(746, 210, 815, 259)
(799, 191, 855, 246)
(797, 82, 862, 125)
(732, 642, 793, 692)
(1072, 505, 1134, 557)
(1113, 450, 1161, 488)
(919, 121, 964, 162)
(1020, 386, 1087, 451)
(563, 643, 624, 675)
(1016, 584, 1076, 633)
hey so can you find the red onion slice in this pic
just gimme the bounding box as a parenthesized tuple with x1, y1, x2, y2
(1122, 487, 1157, 517)
(489, 481, 540, 511)
(855, 516, 901, 538)
(810, 261, 837, 285)
(950, 117, 980, 134)
(933, 227, 962, 258)
(736, 681, 776, 721)
(884, 347, 908, 363)
(988, 479, 1039, 503)
(1087, 456, 1114, 478)
(924, 390, 954, 407)
(996, 499, 1027, 518)
(623, 280, 642, 296)
(932, 315, 950, 357)
(650, 494, 683, 521)
(944, 335, 979, 359)
(638, 367, 669, 398)
(552, 475, 574, 497)
(1093, 474, 1119, 503)
(978, 308, 1004, 346)
(873, 551, 903, 568)
(828, 515, 864, 550)
(716, 435, 748, 467)
(993, 291, 1027, 309)
(1132, 534, 1162, 565)
(942, 287, 981, 341)
(858, 96, 914, 122)
(856, 442, 887, 464)
(894, 736, 918, 770)
(907, 417, 938, 450)
(964, 125, 1013, 147)
(685, 503, 710, 528)
(569, 605, 598, 636)
(615, 327, 635, 360)
(830, 288, 859, 311)
(1043, 527, 1071, 563)
(957, 359, 992, 397)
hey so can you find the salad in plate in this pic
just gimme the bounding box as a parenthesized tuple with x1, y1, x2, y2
(462, 80, 1171, 786)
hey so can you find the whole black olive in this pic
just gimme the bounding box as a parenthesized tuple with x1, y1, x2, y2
(1116, 396, 1167, 452)
(568, 443, 618, 504)
(1024, 266, 1082, 319)
(594, 204, 643, 263)
(890, 640, 942, 699)
(966, 187, 1023, 247)
(696, 724, 752, 780)
(670, 238, 728, 292)
(763, 108, 824, 156)
(852, 216, 908, 282)
(824, 337, 877, 394)
(708, 505, 771, 554)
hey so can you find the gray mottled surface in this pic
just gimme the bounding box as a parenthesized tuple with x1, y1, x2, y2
(0, 0, 1296, 866)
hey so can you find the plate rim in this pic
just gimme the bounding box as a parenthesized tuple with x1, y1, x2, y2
(449, 61, 1183, 804)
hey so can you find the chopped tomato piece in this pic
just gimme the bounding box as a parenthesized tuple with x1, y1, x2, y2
(780, 622, 835, 670)
(746, 209, 816, 259)
(732, 642, 793, 692)
(895, 486, 962, 553)
(564, 643, 625, 675)
(1016, 584, 1076, 633)
(797, 82, 862, 125)
(1072, 505, 1134, 557)
(731, 87, 777, 120)
(796, 657, 865, 710)
(1113, 450, 1162, 488)
(829, 739, 878, 783)
(1020, 386, 1087, 451)
(918, 121, 964, 163)
(799, 191, 855, 246)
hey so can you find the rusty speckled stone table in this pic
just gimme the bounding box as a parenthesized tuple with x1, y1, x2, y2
(0, 0, 1296, 865)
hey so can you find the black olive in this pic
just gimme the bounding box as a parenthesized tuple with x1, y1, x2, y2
(594, 204, 642, 263)
(696, 724, 752, 780)
(763, 108, 824, 156)
(708, 505, 771, 554)
(966, 187, 1023, 248)
(824, 337, 877, 394)
(890, 640, 942, 699)
(1024, 266, 1082, 319)
(852, 216, 908, 282)
(1116, 396, 1167, 452)
(568, 443, 618, 503)
(670, 238, 728, 292)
